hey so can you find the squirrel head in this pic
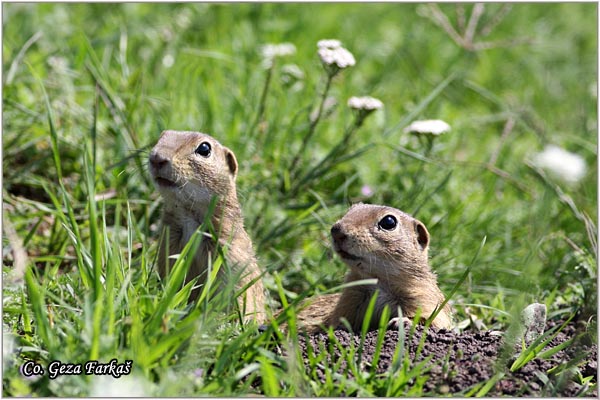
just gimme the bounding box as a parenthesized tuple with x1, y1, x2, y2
(149, 130, 238, 209)
(331, 203, 431, 281)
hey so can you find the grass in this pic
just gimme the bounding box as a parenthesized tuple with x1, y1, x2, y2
(2, 3, 597, 396)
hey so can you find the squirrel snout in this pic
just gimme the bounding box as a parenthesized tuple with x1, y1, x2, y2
(330, 223, 346, 243)
(149, 151, 170, 170)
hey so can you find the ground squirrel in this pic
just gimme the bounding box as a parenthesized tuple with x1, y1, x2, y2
(149, 130, 266, 322)
(296, 203, 452, 332)
(326, 203, 453, 330)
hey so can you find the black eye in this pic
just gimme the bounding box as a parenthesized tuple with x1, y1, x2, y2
(195, 142, 211, 157)
(378, 215, 397, 231)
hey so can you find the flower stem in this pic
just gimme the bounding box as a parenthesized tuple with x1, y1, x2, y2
(292, 115, 362, 195)
(251, 63, 275, 137)
(288, 72, 334, 177)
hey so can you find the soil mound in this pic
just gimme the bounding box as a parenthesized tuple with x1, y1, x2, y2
(296, 318, 597, 396)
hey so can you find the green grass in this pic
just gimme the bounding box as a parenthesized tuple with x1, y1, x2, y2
(2, 3, 597, 396)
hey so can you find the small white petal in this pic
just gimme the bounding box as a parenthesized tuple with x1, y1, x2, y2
(532, 145, 587, 184)
(404, 119, 451, 135)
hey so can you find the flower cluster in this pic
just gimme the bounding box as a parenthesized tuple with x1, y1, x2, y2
(347, 96, 383, 111)
(317, 39, 355, 76)
(318, 47, 355, 69)
(261, 42, 296, 68)
(404, 119, 451, 136)
(532, 145, 587, 184)
(347, 96, 383, 126)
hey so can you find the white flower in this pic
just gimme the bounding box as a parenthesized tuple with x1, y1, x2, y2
(532, 145, 587, 184)
(348, 96, 384, 126)
(261, 43, 296, 67)
(90, 374, 148, 397)
(162, 54, 175, 68)
(317, 39, 342, 49)
(348, 96, 383, 111)
(318, 46, 356, 69)
(404, 119, 451, 136)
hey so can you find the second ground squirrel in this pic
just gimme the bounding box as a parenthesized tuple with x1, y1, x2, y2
(149, 130, 266, 322)
(297, 203, 453, 331)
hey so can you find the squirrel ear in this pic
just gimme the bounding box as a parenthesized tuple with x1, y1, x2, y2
(224, 148, 238, 178)
(414, 221, 429, 250)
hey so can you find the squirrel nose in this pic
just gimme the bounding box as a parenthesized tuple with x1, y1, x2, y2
(149, 151, 170, 170)
(330, 223, 346, 242)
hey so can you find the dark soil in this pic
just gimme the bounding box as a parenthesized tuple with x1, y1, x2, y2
(295, 318, 597, 396)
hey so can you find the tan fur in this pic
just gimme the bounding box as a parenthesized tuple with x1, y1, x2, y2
(149, 130, 266, 322)
(299, 203, 453, 332)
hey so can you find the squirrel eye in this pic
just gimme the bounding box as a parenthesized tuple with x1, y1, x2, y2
(378, 215, 397, 231)
(195, 142, 211, 157)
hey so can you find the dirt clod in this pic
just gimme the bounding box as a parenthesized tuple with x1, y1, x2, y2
(295, 318, 597, 396)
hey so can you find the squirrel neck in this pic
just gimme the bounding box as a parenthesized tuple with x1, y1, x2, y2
(163, 189, 256, 267)
(349, 263, 445, 313)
